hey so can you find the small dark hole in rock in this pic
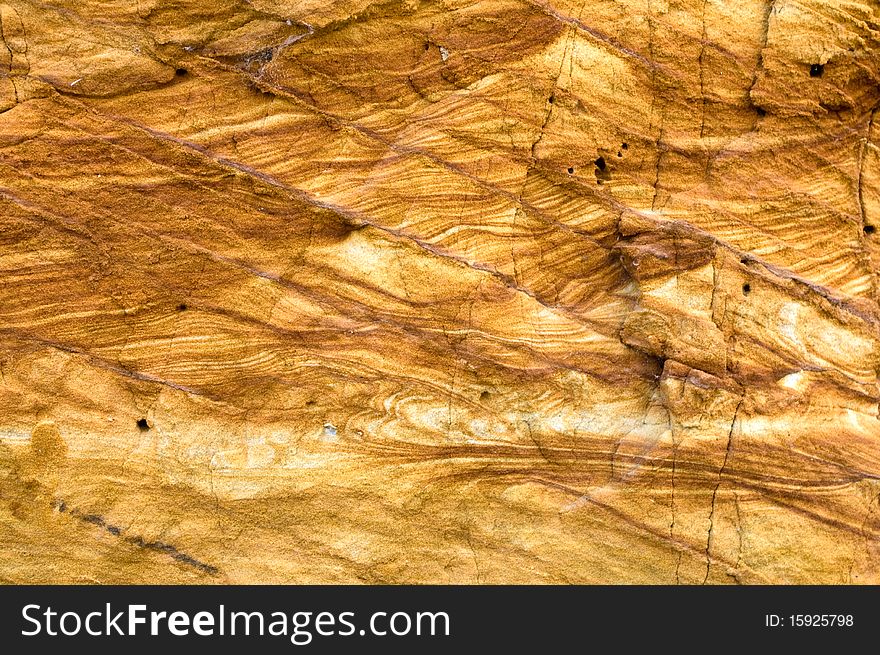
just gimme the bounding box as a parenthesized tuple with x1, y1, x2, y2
(740, 257, 749, 265)
(809, 63, 824, 78)
(177, 303, 188, 311)
(567, 167, 574, 174)
(864, 225, 876, 235)
(480, 390, 490, 401)
(548, 95, 555, 104)
(617, 151, 622, 157)
(595, 156, 606, 171)
(306, 399, 317, 407)
(424, 42, 430, 51)
(621, 142, 628, 150)
(756, 107, 766, 117)
(175, 68, 187, 76)
(136, 418, 150, 431)
(597, 179, 604, 185)
(742, 283, 751, 296)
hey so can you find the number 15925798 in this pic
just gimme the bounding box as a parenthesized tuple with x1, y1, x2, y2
(765, 614, 854, 627)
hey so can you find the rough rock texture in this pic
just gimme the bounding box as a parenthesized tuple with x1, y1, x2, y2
(1, 0, 879, 584)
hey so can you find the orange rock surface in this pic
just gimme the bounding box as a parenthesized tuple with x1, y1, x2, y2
(0, 0, 879, 583)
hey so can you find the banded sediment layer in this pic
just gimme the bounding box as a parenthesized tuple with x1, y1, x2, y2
(1, 0, 879, 583)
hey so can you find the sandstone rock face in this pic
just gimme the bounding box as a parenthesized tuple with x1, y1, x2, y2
(0, 0, 878, 584)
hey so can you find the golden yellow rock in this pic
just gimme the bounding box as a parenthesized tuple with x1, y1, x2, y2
(0, 0, 878, 584)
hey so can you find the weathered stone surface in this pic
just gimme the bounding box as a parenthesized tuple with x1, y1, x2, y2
(0, 0, 878, 583)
